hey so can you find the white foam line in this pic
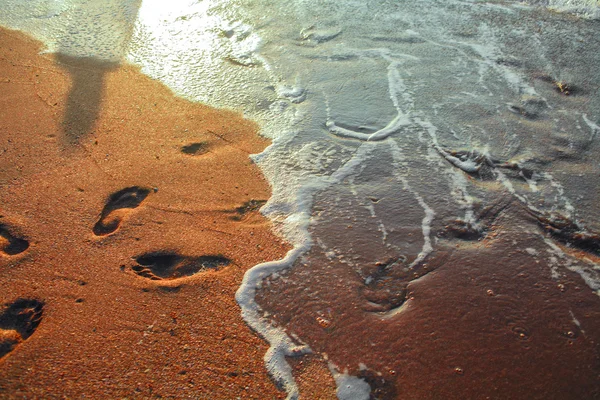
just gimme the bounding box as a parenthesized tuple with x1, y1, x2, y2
(422, 24, 545, 100)
(542, 236, 600, 295)
(326, 114, 411, 141)
(543, 236, 570, 279)
(521, 170, 539, 193)
(326, 59, 412, 142)
(542, 237, 600, 296)
(236, 143, 376, 400)
(492, 165, 550, 218)
(407, 187, 435, 267)
(430, 144, 479, 226)
(542, 172, 575, 217)
(386, 60, 414, 113)
(448, 168, 478, 225)
(569, 310, 584, 333)
(378, 222, 389, 243)
(388, 140, 435, 268)
(236, 246, 310, 398)
(466, 24, 541, 98)
(410, 116, 480, 227)
(494, 168, 517, 194)
(582, 114, 599, 142)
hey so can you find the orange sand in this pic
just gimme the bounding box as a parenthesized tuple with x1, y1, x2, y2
(0, 28, 335, 399)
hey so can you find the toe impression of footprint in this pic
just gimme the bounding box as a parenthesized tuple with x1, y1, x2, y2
(131, 251, 231, 281)
(0, 224, 29, 256)
(93, 186, 151, 236)
(0, 299, 44, 359)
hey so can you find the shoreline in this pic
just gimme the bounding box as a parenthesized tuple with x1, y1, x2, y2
(3, 6, 599, 397)
(0, 27, 335, 399)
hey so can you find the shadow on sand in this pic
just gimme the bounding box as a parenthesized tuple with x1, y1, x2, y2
(54, 0, 141, 145)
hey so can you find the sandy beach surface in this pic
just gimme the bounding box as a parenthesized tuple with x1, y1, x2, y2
(3, 11, 599, 398)
(0, 27, 335, 399)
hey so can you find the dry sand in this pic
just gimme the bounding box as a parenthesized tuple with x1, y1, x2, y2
(0, 27, 335, 399)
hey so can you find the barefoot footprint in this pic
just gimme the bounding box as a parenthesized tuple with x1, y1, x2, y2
(0, 299, 44, 358)
(93, 186, 151, 236)
(0, 224, 29, 256)
(131, 251, 231, 280)
(181, 141, 210, 156)
(227, 199, 267, 222)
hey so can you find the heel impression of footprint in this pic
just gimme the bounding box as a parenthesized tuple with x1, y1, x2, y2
(0, 223, 29, 256)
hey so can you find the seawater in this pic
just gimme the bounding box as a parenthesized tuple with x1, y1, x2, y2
(1, 0, 599, 398)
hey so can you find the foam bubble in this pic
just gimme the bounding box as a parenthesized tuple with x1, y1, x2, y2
(328, 363, 371, 400)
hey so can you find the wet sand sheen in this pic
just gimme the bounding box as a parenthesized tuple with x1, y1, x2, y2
(257, 176, 600, 399)
(0, 28, 336, 399)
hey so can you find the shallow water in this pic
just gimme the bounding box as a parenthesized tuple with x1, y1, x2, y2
(1, 0, 599, 398)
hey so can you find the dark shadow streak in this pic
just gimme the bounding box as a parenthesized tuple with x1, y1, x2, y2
(54, 0, 141, 145)
(55, 55, 118, 144)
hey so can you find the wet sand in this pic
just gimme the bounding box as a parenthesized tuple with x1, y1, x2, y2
(257, 171, 600, 399)
(0, 27, 336, 399)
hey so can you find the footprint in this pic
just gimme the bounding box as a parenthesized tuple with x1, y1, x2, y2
(359, 254, 448, 315)
(359, 258, 412, 313)
(181, 142, 210, 156)
(93, 186, 151, 236)
(527, 209, 600, 256)
(438, 198, 512, 242)
(227, 199, 267, 222)
(0, 224, 30, 256)
(131, 251, 231, 280)
(0, 299, 44, 359)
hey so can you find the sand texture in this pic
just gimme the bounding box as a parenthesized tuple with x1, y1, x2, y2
(0, 27, 336, 399)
